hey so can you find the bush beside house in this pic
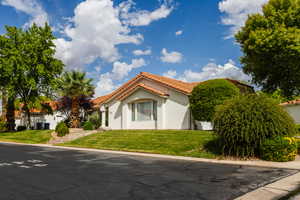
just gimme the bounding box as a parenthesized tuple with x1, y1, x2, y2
(55, 122, 69, 137)
(83, 121, 94, 130)
(189, 79, 240, 123)
(213, 94, 296, 158)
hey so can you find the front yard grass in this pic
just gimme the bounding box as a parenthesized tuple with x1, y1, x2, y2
(59, 130, 218, 159)
(0, 130, 52, 144)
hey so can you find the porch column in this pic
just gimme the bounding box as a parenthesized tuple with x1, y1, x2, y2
(100, 106, 106, 127)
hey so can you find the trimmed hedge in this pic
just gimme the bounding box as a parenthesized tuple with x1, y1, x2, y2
(83, 121, 94, 130)
(213, 94, 296, 157)
(189, 79, 240, 121)
(260, 136, 298, 162)
(55, 122, 69, 137)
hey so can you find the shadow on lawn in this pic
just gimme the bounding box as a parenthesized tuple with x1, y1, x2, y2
(203, 137, 223, 156)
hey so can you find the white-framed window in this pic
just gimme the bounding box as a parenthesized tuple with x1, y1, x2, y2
(131, 100, 157, 121)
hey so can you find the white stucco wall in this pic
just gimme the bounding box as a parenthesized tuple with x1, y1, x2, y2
(16, 112, 65, 130)
(122, 89, 164, 130)
(104, 84, 191, 130)
(164, 89, 191, 130)
(283, 105, 300, 124)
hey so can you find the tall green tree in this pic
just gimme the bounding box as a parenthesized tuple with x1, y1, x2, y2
(58, 71, 95, 128)
(0, 24, 64, 129)
(236, 0, 300, 98)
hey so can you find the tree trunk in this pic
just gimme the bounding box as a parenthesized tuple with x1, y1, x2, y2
(6, 96, 15, 131)
(24, 104, 31, 129)
(71, 97, 80, 128)
(1, 90, 7, 121)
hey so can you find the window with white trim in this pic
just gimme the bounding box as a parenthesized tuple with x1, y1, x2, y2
(131, 100, 157, 121)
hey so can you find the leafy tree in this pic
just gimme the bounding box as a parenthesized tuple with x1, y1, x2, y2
(189, 79, 240, 121)
(58, 71, 95, 128)
(236, 0, 300, 98)
(0, 24, 64, 129)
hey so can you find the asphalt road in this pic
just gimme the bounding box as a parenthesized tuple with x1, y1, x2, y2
(0, 143, 297, 200)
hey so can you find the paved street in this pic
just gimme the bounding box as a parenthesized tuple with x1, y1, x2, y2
(0, 143, 297, 200)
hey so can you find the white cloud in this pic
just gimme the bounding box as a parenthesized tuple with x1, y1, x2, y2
(112, 58, 146, 80)
(54, 0, 144, 69)
(95, 73, 117, 96)
(133, 49, 151, 56)
(175, 30, 183, 36)
(163, 70, 177, 79)
(178, 60, 251, 83)
(1, 0, 48, 27)
(95, 58, 146, 96)
(219, 0, 268, 38)
(160, 48, 183, 63)
(54, 0, 174, 70)
(119, 0, 174, 26)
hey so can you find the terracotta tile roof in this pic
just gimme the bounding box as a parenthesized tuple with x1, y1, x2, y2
(117, 83, 169, 101)
(140, 72, 198, 94)
(92, 94, 113, 108)
(280, 99, 300, 106)
(92, 72, 253, 108)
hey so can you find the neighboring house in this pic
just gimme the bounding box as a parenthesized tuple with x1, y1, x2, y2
(15, 102, 65, 130)
(281, 99, 300, 124)
(93, 72, 252, 130)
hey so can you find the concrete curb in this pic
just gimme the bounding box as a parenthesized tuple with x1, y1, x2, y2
(235, 172, 300, 200)
(0, 141, 299, 170)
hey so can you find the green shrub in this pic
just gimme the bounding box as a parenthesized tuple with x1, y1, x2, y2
(296, 138, 300, 154)
(295, 124, 300, 133)
(0, 120, 6, 132)
(189, 79, 240, 121)
(17, 125, 27, 132)
(89, 112, 101, 129)
(83, 121, 94, 130)
(213, 94, 296, 157)
(55, 122, 69, 137)
(260, 136, 298, 162)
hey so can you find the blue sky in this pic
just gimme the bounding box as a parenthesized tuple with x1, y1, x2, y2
(0, 0, 268, 96)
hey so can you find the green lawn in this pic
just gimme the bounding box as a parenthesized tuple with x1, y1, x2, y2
(0, 130, 52, 144)
(60, 130, 219, 159)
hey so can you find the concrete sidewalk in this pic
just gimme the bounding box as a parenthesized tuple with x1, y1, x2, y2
(235, 172, 300, 200)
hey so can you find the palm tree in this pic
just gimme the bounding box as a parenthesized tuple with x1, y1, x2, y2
(59, 71, 95, 128)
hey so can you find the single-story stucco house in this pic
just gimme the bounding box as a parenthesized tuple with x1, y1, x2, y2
(93, 72, 253, 130)
(281, 99, 300, 124)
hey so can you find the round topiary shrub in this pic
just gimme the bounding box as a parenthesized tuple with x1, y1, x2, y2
(55, 122, 69, 137)
(260, 136, 298, 162)
(213, 94, 296, 157)
(189, 79, 240, 121)
(83, 121, 94, 130)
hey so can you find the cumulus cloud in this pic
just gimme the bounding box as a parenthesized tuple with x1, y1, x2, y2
(54, 0, 145, 70)
(133, 49, 151, 56)
(119, 0, 174, 26)
(95, 58, 146, 96)
(54, 0, 174, 70)
(163, 70, 177, 79)
(160, 48, 183, 63)
(179, 60, 251, 83)
(175, 30, 183, 36)
(112, 58, 146, 80)
(1, 0, 48, 27)
(219, 0, 268, 38)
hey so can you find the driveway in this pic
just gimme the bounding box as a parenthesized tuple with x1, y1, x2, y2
(0, 143, 297, 200)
